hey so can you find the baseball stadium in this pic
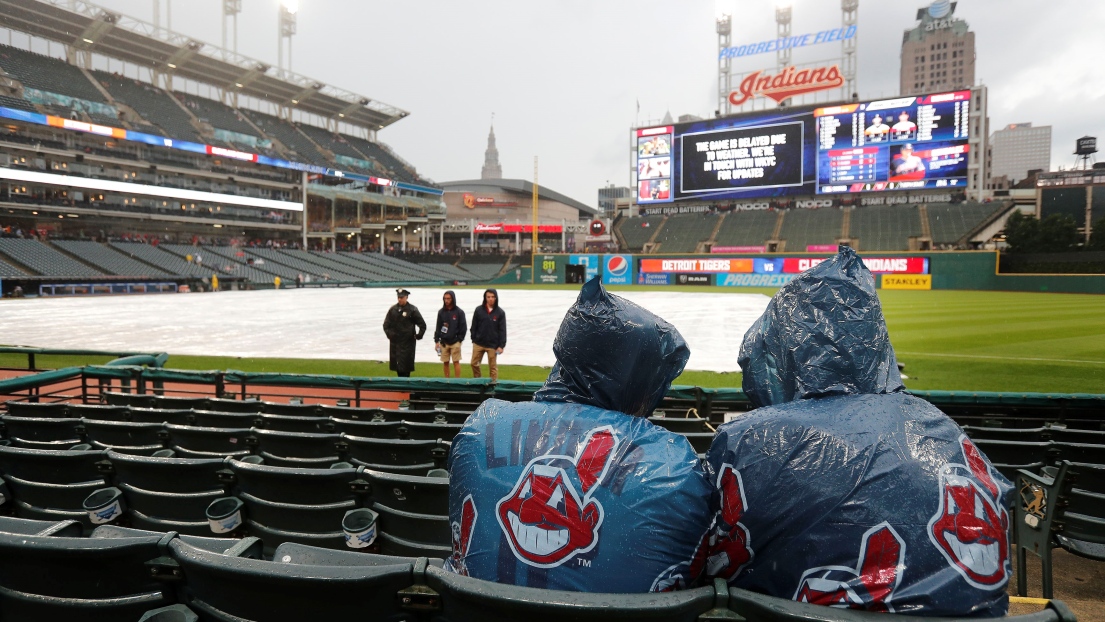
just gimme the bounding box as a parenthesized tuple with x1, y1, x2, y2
(0, 0, 1102, 621)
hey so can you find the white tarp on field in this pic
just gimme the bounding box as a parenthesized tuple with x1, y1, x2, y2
(0, 287, 771, 372)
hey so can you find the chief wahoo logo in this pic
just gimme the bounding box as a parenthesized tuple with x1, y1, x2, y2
(495, 426, 619, 568)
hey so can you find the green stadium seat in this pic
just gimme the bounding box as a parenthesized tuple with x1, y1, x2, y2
(648, 416, 713, 434)
(681, 432, 715, 454)
(227, 460, 363, 552)
(390, 409, 472, 425)
(189, 410, 263, 428)
(258, 413, 331, 434)
(205, 398, 265, 413)
(400, 420, 462, 442)
(4, 401, 70, 418)
(1051, 442, 1105, 466)
(363, 468, 449, 516)
(0, 415, 84, 449)
(423, 564, 716, 622)
(150, 396, 210, 411)
(106, 451, 229, 536)
(68, 403, 130, 421)
(1050, 428, 1105, 445)
(260, 402, 323, 417)
(102, 392, 156, 408)
(164, 425, 255, 459)
(329, 418, 404, 438)
(167, 538, 416, 621)
(0, 515, 83, 536)
(129, 407, 194, 425)
(252, 429, 341, 468)
(0, 446, 108, 525)
(91, 524, 263, 557)
(961, 425, 1050, 442)
(82, 419, 166, 455)
(340, 435, 449, 474)
(0, 526, 174, 621)
(971, 439, 1052, 480)
(373, 503, 450, 556)
(271, 541, 438, 567)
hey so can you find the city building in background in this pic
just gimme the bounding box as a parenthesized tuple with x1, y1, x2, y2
(900, 0, 976, 96)
(989, 123, 1052, 184)
(481, 124, 503, 180)
(597, 184, 631, 216)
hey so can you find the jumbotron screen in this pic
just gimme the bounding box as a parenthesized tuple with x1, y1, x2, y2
(814, 90, 971, 193)
(633, 89, 972, 203)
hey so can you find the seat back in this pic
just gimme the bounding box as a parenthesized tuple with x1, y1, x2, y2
(102, 392, 156, 408)
(341, 434, 447, 474)
(364, 468, 449, 516)
(205, 398, 265, 413)
(648, 417, 712, 434)
(0, 529, 172, 620)
(0, 415, 84, 448)
(129, 408, 194, 425)
(168, 538, 414, 621)
(83, 419, 165, 454)
(1053, 442, 1105, 466)
(373, 503, 450, 556)
(165, 425, 255, 458)
(0, 446, 107, 522)
(1063, 462, 1105, 545)
(4, 401, 70, 418)
(329, 418, 403, 438)
(261, 403, 322, 417)
(961, 425, 1050, 442)
(68, 404, 130, 421)
(1051, 428, 1105, 444)
(258, 414, 330, 434)
(106, 451, 229, 534)
(252, 430, 341, 467)
(401, 420, 463, 442)
(971, 439, 1052, 478)
(424, 564, 715, 622)
(190, 410, 263, 429)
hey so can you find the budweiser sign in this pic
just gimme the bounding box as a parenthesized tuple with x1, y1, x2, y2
(729, 64, 844, 106)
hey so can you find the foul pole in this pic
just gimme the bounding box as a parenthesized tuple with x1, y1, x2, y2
(531, 156, 538, 284)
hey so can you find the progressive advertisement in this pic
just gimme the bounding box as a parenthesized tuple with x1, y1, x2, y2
(638, 255, 929, 287)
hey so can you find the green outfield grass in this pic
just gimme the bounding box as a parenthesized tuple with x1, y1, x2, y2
(2, 289, 1102, 394)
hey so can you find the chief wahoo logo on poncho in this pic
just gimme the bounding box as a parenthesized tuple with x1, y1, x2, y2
(496, 426, 619, 568)
(927, 435, 1010, 589)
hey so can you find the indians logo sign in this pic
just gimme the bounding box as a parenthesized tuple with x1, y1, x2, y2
(927, 435, 1010, 589)
(729, 64, 844, 106)
(496, 426, 619, 568)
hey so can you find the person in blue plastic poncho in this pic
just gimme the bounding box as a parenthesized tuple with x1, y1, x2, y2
(702, 246, 1012, 616)
(446, 277, 714, 593)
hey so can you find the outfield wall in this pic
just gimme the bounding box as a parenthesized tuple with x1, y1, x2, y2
(530, 252, 1105, 294)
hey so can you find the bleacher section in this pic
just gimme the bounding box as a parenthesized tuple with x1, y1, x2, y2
(652, 213, 718, 253)
(176, 92, 260, 140)
(158, 244, 279, 284)
(92, 70, 203, 142)
(0, 238, 104, 277)
(0, 254, 27, 277)
(0, 44, 108, 105)
(0, 94, 36, 113)
(52, 240, 174, 278)
(713, 210, 778, 248)
(927, 202, 1004, 246)
(110, 242, 214, 278)
(341, 133, 422, 185)
(778, 208, 843, 251)
(296, 124, 372, 166)
(849, 205, 923, 251)
(242, 110, 330, 167)
(616, 215, 665, 251)
(247, 248, 363, 281)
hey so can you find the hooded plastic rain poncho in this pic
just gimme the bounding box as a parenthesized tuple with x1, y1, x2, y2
(446, 278, 713, 593)
(704, 247, 1012, 616)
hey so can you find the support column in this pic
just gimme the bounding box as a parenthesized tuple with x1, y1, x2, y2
(439, 225, 444, 249)
(1087, 185, 1094, 244)
(470, 219, 475, 251)
(401, 226, 407, 252)
(300, 171, 308, 249)
(561, 219, 566, 251)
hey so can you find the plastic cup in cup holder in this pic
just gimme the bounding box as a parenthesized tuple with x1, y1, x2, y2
(69, 443, 92, 451)
(342, 508, 379, 549)
(83, 487, 125, 525)
(139, 604, 199, 622)
(239, 455, 264, 465)
(206, 497, 244, 534)
(151, 449, 176, 458)
(330, 462, 354, 470)
(426, 468, 449, 479)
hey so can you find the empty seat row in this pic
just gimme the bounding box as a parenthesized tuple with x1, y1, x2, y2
(969, 437, 1105, 480)
(0, 418, 452, 469)
(0, 517, 1073, 622)
(9, 398, 473, 423)
(0, 448, 449, 555)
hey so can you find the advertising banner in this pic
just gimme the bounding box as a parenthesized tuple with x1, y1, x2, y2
(537, 255, 562, 284)
(674, 273, 713, 286)
(639, 258, 754, 274)
(569, 254, 600, 281)
(637, 273, 671, 285)
(719, 274, 798, 287)
(782, 257, 929, 274)
(881, 274, 933, 290)
(806, 244, 838, 252)
(602, 254, 633, 285)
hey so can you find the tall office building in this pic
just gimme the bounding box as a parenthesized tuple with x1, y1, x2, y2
(481, 124, 502, 180)
(900, 1, 975, 96)
(597, 184, 630, 215)
(989, 123, 1051, 183)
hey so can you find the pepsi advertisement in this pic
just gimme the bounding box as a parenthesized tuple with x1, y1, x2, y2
(602, 254, 633, 285)
(815, 90, 971, 194)
(672, 106, 818, 201)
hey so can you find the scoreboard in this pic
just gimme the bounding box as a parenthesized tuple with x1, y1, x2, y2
(634, 89, 974, 203)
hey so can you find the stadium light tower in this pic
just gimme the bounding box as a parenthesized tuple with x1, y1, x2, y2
(775, 3, 792, 73)
(223, 0, 241, 52)
(278, 0, 298, 71)
(716, 12, 732, 117)
(841, 0, 859, 101)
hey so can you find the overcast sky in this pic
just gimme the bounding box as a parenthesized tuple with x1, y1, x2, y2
(84, 0, 1105, 206)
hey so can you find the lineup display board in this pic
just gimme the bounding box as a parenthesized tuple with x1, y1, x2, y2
(633, 89, 972, 203)
(814, 90, 971, 193)
(636, 126, 674, 203)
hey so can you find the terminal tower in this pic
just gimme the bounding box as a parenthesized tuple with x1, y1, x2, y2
(481, 124, 502, 180)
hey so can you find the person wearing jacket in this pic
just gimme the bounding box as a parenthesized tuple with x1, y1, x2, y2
(469, 288, 506, 381)
(434, 290, 467, 378)
(446, 278, 714, 593)
(702, 247, 1011, 616)
(382, 288, 426, 377)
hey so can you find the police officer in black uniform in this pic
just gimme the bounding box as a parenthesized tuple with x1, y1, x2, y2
(383, 288, 426, 377)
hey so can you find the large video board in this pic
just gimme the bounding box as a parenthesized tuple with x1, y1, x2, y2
(633, 89, 972, 203)
(814, 90, 971, 193)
